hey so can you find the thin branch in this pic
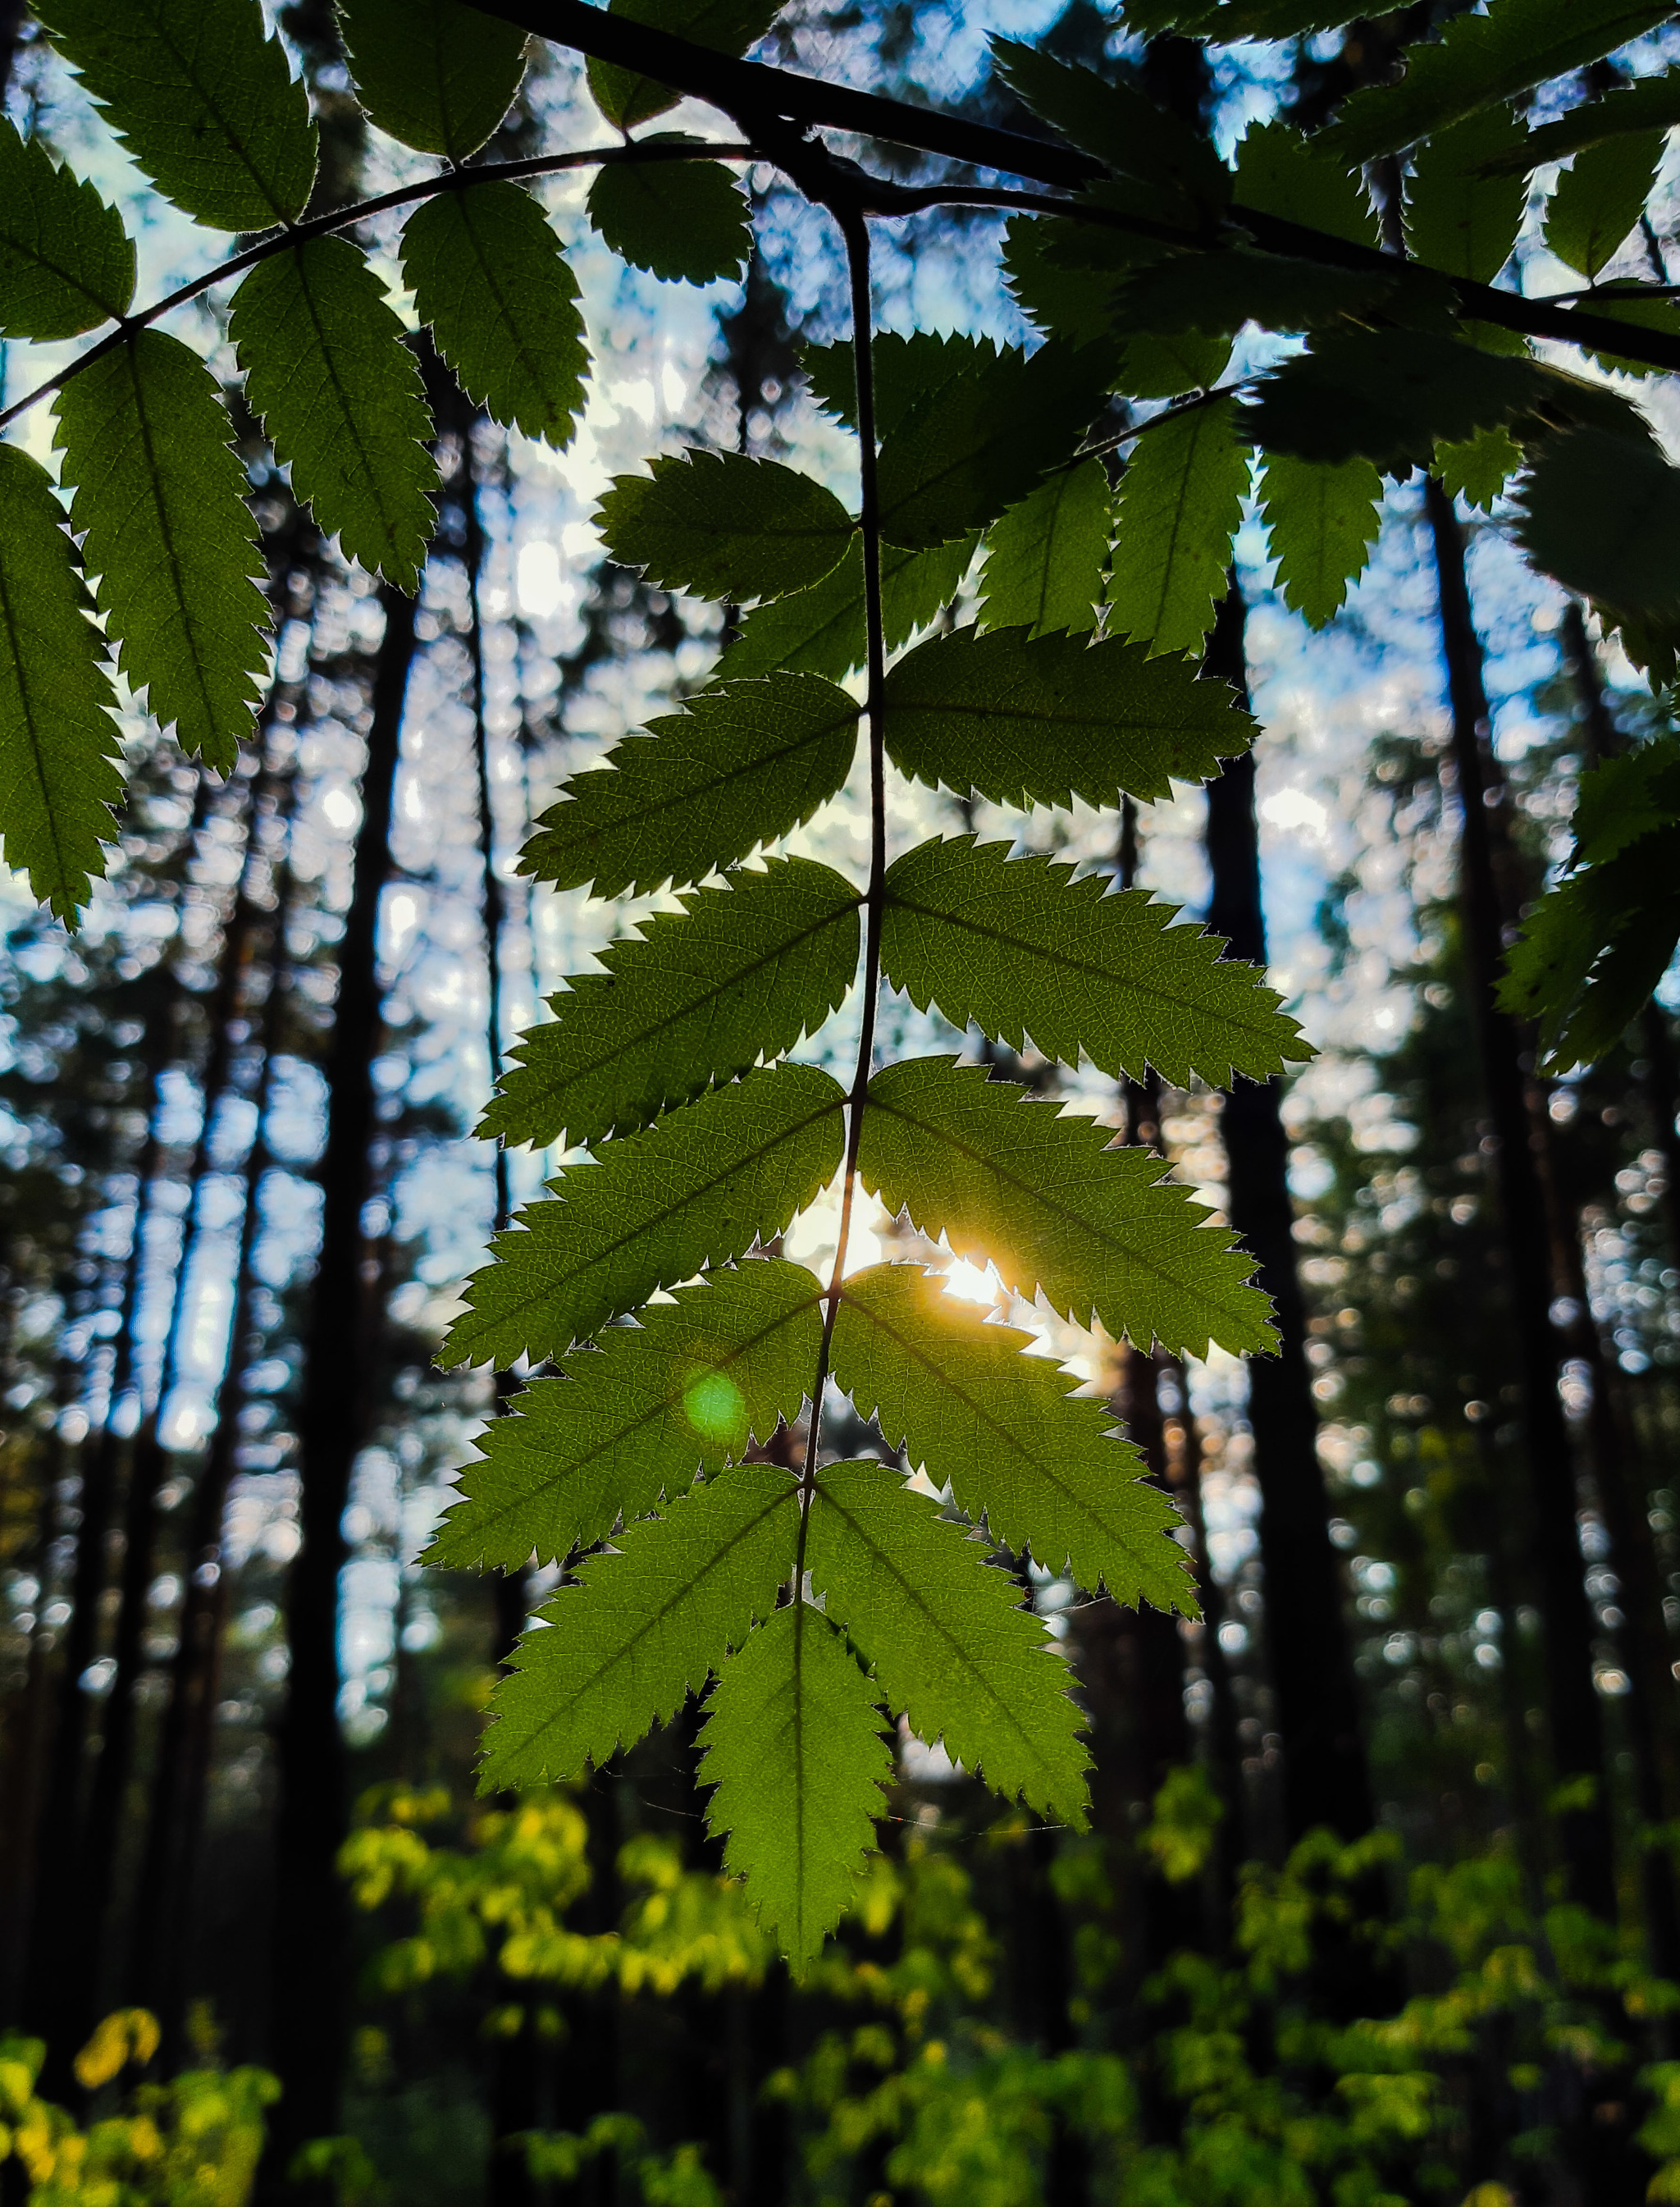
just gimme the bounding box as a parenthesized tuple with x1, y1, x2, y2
(0, 139, 752, 436)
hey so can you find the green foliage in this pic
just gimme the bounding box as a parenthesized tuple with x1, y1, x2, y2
(587, 0, 783, 132)
(1102, 249, 1405, 341)
(519, 673, 860, 897)
(1231, 119, 1379, 248)
(858, 1057, 1277, 1358)
(587, 153, 751, 285)
(1477, 71, 1680, 172)
(338, 0, 528, 159)
(600, 451, 854, 603)
(977, 462, 1108, 637)
(401, 183, 588, 447)
(1434, 423, 1522, 514)
(1107, 397, 1249, 657)
(719, 537, 975, 680)
(829, 1263, 1194, 1606)
(808, 1456, 1090, 1820)
(0, 444, 124, 925)
(1404, 107, 1529, 284)
(37, 0, 317, 230)
(426, 1259, 824, 1569)
(1512, 425, 1680, 623)
(880, 836, 1310, 1085)
(53, 331, 270, 772)
(0, 119, 134, 340)
(481, 858, 861, 1149)
(988, 39, 1228, 210)
(231, 238, 438, 592)
(883, 626, 1254, 809)
(1258, 450, 1385, 628)
(1545, 130, 1664, 278)
(700, 1600, 892, 1967)
(444, 1062, 846, 1369)
(481, 1466, 799, 1790)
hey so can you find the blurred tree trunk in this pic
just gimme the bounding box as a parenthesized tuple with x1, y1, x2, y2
(1424, 480, 1616, 1919)
(1203, 583, 1374, 1847)
(267, 583, 416, 2182)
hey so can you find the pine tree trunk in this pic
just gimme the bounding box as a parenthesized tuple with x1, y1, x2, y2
(267, 584, 417, 2179)
(1203, 583, 1373, 1846)
(1424, 479, 1615, 1918)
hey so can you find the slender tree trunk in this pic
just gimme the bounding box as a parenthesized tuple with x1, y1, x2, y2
(1203, 583, 1374, 1846)
(1424, 480, 1615, 1919)
(267, 584, 417, 2182)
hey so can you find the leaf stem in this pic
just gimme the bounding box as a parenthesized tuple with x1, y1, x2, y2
(793, 199, 886, 1586)
(0, 139, 753, 438)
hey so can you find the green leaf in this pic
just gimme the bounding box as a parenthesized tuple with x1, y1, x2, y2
(444, 1062, 847, 1369)
(0, 119, 134, 340)
(0, 443, 124, 925)
(1476, 72, 1680, 174)
(809, 1456, 1090, 1821)
(1231, 120, 1379, 250)
(881, 837, 1312, 1087)
(698, 1601, 890, 1968)
(718, 537, 975, 683)
(339, 0, 528, 158)
(1118, 331, 1235, 403)
(599, 451, 854, 604)
(803, 332, 984, 441)
(481, 1465, 798, 1789)
(1318, 0, 1673, 164)
(402, 183, 589, 449)
(482, 858, 861, 1150)
(53, 330, 270, 774)
(978, 464, 1108, 639)
(589, 0, 783, 131)
(877, 340, 1109, 551)
(231, 237, 438, 592)
(830, 1263, 1194, 1608)
(1545, 130, 1664, 278)
(989, 38, 1228, 210)
(1500, 827, 1680, 1071)
(1102, 250, 1410, 341)
(1258, 450, 1384, 628)
(1435, 424, 1522, 514)
(38, 0, 317, 231)
(1002, 208, 1155, 354)
(858, 1057, 1276, 1359)
(1573, 738, 1680, 863)
(1107, 398, 1249, 658)
(426, 1259, 824, 1570)
(1512, 427, 1680, 621)
(1404, 107, 1529, 284)
(883, 625, 1254, 809)
(587, 153, 751, 286)
(519, 672, 859, 898)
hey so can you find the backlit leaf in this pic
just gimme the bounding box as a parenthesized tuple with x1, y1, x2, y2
(989, 38, 1228, 208)
(1546, 130, 1664, 278)
(589, 0, 783, 131)
(1512, 427, 1680, 621)
(978, 462, 1109, 638)
(1107, 396, 1249, 657)
(588, 152, 751, 286)
(0, 118, 134, 340)
(1258, 450, 1384, 628)
(718, 537, 976, 682)
(600, 451, 853, 604)
(1404, 107, 1529, 284)
(340, 0, 528, 158)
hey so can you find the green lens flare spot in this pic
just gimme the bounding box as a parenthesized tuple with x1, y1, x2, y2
(682, 1367, 745, 1446)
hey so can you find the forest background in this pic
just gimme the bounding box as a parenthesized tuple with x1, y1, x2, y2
(7, 0, 1680, 2204)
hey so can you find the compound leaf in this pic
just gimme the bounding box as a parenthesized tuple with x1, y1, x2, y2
(1404, 107, 1529, 283)
(881, 838, 1311, 1087)
(1107, 396, 1249, 658)
(445, 1062, 846, 1369)
(1546, 130, 1664, 278)
(588, 152, 751, 285)
(481, 1465, 798, 1789)
(402, 182, 588, 448)
(0, 119, 135, 340)
(38, 0, 317, 230)
(809, 1456, 1091, 1823)
(699, 1601, 890, 1968)
(340, 0, 528, 159)
(232, 237, 438, 592)
(883, 624, 1253, 809)
(831, 1263, 1194, 1608)
(978, 462, 1109, 638)
(718, 537, 975, 682)
(520, 672, 859, 898)
(427, 1259, 824, 1570)
(1319, 0, 1672, 164)
(600, 450, 853, 604)
(858, 1057, 1276, 1359)
(483, 858, 861, 1151)
(0, 443, 124, 925)
(1258, 449, 1384, 628)
(589, 0, 783, 130)
(54, 329, 270, 773)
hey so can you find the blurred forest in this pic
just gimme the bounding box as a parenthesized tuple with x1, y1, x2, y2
(7, 2, 1680, 2204)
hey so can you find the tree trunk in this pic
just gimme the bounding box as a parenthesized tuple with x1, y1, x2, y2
(266, 584, 416, 2181)
(1203, 583, 1374, 1846)
(1424, 480, 1615, 1919)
